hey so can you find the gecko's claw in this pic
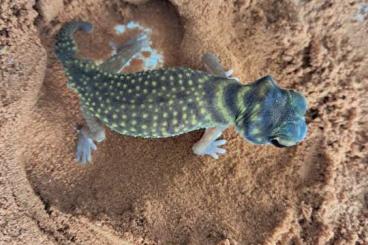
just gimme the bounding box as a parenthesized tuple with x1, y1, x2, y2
(225, 69, 240, 81)
(76, 131, 96, 164)
(193, 139, 227, 159)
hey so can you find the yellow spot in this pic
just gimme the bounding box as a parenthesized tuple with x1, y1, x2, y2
(251, 128, 260, 134)
(250, 114, 259, 122)
(188, 80, 193, 85)
(143, 114, 148, 119)
(131, 120, 137, 125)
(142, 125, 147, 129)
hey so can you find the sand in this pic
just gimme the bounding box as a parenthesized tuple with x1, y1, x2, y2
(1, 0, 367, 244)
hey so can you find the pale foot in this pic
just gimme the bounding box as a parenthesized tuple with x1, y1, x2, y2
(76, 130, 97, 164)
(192, 139, 227, 159)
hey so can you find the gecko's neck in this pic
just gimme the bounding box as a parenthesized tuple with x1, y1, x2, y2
(210, 79, 253, 125)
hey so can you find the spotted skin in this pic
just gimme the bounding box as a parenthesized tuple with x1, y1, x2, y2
(55, 21, 308, 163)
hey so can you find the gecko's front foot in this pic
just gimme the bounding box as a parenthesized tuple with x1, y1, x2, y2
(76, 130, 97, 164)
(192, 139, 227, 159)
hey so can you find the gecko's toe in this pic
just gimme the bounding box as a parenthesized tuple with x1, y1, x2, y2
(76, 132, 96, 164)
(214, 139, 227, 146)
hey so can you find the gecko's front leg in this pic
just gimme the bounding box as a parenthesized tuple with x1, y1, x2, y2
(192, 127, 228, 159)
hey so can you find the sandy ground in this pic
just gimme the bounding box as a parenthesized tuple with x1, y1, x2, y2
(1, 0, 368, 244)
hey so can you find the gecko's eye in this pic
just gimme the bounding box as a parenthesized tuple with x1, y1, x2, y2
(270, 138, 287, 148)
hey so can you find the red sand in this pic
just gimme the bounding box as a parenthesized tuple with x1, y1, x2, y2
(1, 0, 367, 244)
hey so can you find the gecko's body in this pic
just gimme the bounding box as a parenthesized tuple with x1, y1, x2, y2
(65, 61, 234, 137)
(55, 21, 308, 163)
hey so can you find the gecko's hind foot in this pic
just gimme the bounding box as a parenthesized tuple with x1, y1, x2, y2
(76, 131, 97, 164)
(193, 139, 227, 159)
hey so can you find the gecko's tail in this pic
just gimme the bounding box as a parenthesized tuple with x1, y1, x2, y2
(54, 21, 93, 63)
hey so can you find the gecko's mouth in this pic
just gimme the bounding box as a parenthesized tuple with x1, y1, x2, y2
(270, 138, 287, 148)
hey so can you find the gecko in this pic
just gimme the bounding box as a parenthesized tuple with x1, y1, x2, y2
(54, 21, 308, 164)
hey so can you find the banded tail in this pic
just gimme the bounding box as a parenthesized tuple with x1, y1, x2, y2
(54, 21, 93, 63)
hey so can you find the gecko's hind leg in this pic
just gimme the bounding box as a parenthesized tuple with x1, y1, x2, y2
(192, 53, 233, 159)
(76, 106, 105, 164)
(99, 32, 149, 73)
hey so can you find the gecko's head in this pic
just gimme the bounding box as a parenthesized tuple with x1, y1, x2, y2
(236, 76, 308, 148)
